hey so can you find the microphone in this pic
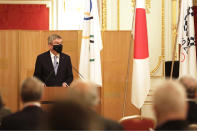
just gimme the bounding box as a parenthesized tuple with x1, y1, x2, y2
(60, 55, 87, 83)
(71, 65, 85, 80)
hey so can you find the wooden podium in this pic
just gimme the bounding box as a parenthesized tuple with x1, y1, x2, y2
(41, 87, 102, 114)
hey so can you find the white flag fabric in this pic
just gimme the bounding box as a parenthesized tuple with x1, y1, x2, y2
(79, 0, 103, 86)
(178, 0, 197, 77)
(131, 0, 150, 109)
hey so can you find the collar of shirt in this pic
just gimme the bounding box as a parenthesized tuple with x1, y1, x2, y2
(50, 51, 60, 64)
(23, 102, 41, 108)
(187, 99, 197, 102)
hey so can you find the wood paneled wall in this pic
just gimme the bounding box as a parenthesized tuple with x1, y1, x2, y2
(0, 31, 19, 112)
(0, 30, 139, 120)
(102, 31, 140, 120)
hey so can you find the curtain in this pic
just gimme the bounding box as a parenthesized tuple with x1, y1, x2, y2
(0, 4, 49, 30)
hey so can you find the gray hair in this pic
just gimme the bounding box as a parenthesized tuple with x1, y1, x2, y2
(67, 79, 99, 107)
(153, 80, 187, 116)
(21, 77, 44, 103)
(179, 75, 197, 99)
(48, 34, 62, 45)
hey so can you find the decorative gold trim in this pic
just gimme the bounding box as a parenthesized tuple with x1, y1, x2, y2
(171, 0, 178, 61)
(102, 0, 107, 30)
(131, 0, 151, 13)
(150, 56, 163, 76)
(150, 0, 165, 77)
(64, 0, 66, 12)
(117, 0, 120, 30)
(162, 0, 165, 77)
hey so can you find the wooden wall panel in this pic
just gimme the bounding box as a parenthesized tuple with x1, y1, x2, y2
(19, 31, 43, 85)
(102, 31, 140, 120)
(0, 31, 19, 112)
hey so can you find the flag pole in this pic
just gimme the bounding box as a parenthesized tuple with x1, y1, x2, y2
(122, 5, 136, 117)
(170, 0, 182, 79)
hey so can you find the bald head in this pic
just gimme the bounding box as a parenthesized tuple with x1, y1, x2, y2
(179, 75, 197, 99)
(67, 79, 99, 107)
(153, 80, 187, 124)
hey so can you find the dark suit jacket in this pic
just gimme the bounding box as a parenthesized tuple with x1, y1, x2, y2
(155, 120, 188, 130)
(34, 51, 73, 86)
(0, 106, 44, 130)
(187, 101, 197, 124)
(101, 117, 123, 130)
(92, 110, 123, 130)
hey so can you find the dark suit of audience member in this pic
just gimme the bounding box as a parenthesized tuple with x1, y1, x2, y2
(0, 94, 11, 123)
(187, 100, 197, 124)
(0, 106, 44, 130)
(34, 51, 73, 86)
(155, 120, 188, 130)
(0, 77, 45, 130)
(94, 111, 123, 130)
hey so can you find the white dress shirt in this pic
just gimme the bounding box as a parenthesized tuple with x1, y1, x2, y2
(23, 102, 41, 108)
(50, 51, 60, 64)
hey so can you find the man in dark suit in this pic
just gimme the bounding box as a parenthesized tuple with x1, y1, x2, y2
(0, 77, 45, 130)
(34, 34, 73, 87)
(153, 80, 188, 130)
(179, 76, 197, 124)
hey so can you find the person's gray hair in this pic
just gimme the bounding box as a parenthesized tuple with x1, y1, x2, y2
(179, 75, 197, 99)
(67, 79, 99, 107)
(21, 77, 44, 103)
(153, 80, 187, 116)
(48, 34, 62, 45)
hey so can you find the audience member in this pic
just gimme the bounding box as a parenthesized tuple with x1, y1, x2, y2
(0, 94, 11, 124)
(153, 80, 188, 130)
(67, 79, 123, 130)
(46, 100, 104, 130)
(0, 77, 44, 130)
(179, 75, 197, 124)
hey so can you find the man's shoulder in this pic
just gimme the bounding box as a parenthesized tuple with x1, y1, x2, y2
(61, 53, 70, 58)
(98, 115, 123, 130)
(37, 51, 50, 59)
(2, 110, 22, 122)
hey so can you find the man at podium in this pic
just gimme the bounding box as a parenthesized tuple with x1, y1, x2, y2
(34, 34, 73, 87)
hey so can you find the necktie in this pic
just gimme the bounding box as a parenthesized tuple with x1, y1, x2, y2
(53, 56, 58, 75)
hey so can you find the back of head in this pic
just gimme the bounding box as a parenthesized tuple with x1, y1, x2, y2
(179, 75, 197, 99)
(47, 100, 103, 130)
(21, 77, 44, 103)
(67, 79, 99, 107)
(153, 80, 187, 118)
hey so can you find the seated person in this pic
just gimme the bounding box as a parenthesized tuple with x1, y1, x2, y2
(179, 75, 197, 124)
(0, 77, 45, 130)
(67, 79, 123, 130)
(153, 80, 188, 130)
